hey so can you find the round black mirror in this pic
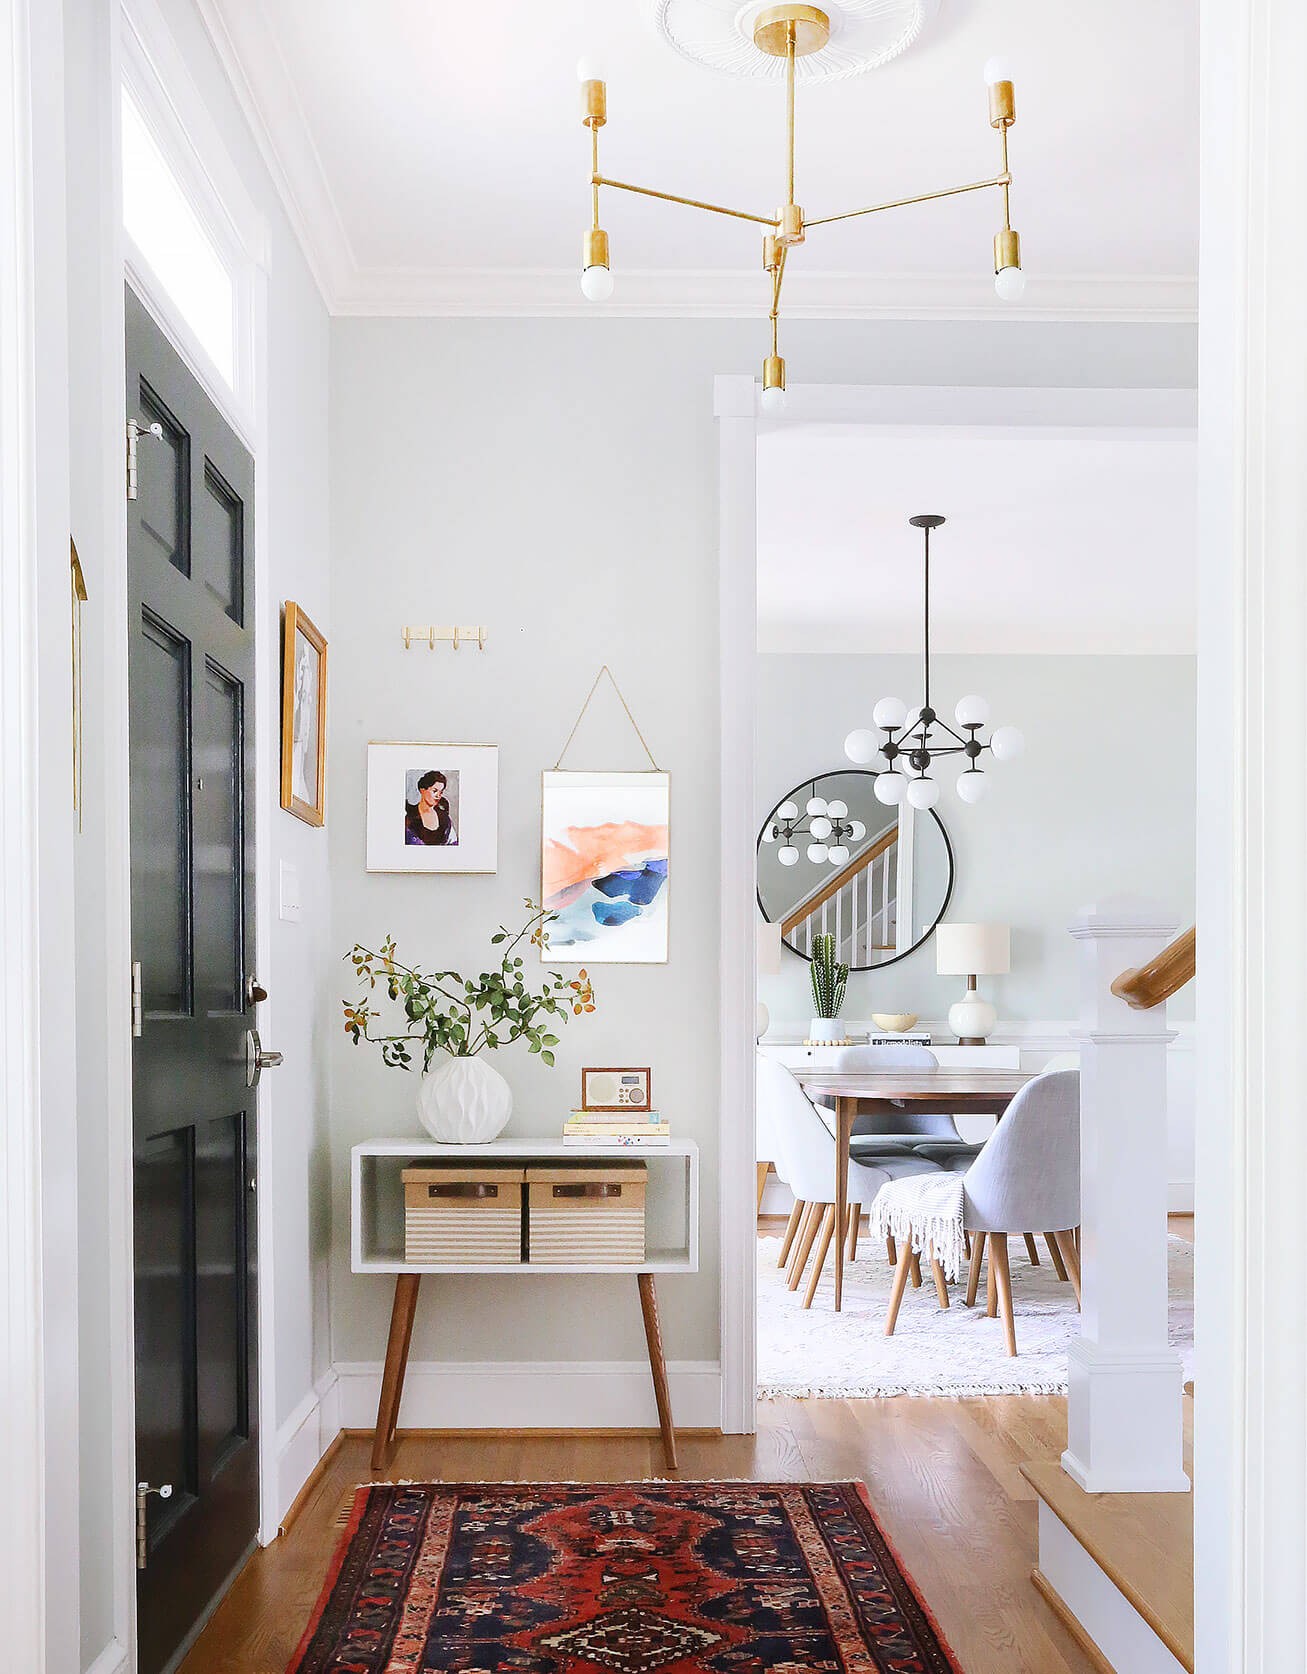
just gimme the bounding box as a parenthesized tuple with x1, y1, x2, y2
(757, 769, 954, 970)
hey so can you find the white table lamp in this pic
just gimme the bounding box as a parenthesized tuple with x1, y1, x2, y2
(936, 922, 1010, 1044)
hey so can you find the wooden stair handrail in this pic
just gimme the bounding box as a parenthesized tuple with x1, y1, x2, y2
(1110, 926, 1195, 1010)
(780, 825, 897, 937)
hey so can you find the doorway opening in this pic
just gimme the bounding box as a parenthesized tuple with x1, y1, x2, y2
(715, 381, 1198, 1425)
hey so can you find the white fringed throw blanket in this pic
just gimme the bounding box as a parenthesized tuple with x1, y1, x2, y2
(868, 1173, 967, 1280)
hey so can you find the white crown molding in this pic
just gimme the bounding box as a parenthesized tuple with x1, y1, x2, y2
(191, 2, 1195, 326)
(334, 266, 1198, 322)
(192, 2, 1195, 326)
(193, 0, 358, 308)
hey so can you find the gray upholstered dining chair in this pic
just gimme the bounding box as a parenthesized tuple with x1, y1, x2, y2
(758, 1054, 943, 1307)
(884, 1068, 1081, 1355)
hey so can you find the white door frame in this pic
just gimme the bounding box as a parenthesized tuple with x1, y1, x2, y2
(716, 380, 1198, 1439)
(0, 0, 82, 1668)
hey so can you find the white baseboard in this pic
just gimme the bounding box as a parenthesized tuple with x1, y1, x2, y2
(273, 1368, 342, 1527)
(1036, 1502, 1187, 1673)
(332, 1359, 724, 1433)
(83, 1639, 130, 1674)
(1168, 1179, 1195, 1214)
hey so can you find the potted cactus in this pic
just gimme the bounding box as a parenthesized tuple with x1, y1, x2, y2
(807, 932, 850, 1045)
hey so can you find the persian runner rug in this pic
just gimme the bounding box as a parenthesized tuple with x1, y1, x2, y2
(288, 1480, 961, 1674)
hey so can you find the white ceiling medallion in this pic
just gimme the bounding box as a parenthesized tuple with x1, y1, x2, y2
(649, 0, 939, 82)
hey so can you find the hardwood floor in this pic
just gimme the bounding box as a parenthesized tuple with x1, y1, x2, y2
(180, 1216, 1194, 1673)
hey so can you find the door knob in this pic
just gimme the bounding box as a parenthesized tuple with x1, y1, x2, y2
(246, 1030, 285, 1087)
(245, 974, 268, 1005)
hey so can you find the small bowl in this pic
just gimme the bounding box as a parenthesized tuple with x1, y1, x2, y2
(871, 1012, 919, 1033)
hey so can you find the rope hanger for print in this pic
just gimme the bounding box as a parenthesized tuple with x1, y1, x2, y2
(543, 666, 670, 965)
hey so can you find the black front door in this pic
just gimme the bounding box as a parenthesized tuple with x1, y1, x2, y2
(127, 287, 259, 1674)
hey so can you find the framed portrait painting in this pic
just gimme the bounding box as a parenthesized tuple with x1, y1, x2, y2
(366, 742, 499, 873)
(541, 770, 669, 963)
(280, 602, 327, 826)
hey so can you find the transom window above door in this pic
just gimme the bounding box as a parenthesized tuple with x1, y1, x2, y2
(121, 88, 237, 389)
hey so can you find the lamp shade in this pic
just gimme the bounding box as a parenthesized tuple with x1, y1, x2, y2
(757, 920, 783, 977)
(935, 922, 1010, 976)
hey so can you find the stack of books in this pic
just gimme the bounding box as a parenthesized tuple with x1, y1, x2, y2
(562, 1109, 670, 1147)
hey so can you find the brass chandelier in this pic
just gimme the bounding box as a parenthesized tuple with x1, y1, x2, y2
(577, 3, 1023, 408)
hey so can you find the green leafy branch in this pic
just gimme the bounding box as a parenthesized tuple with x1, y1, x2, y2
(342, 899, 596, 1073)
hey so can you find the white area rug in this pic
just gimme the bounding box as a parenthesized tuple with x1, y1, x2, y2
(757, 1232, 1195, 1398)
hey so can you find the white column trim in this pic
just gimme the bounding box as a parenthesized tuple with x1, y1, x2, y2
(1196, 0, 1307, 1665)
(1062, 902, 1188, 1495)
(716, 372, 758, 1435)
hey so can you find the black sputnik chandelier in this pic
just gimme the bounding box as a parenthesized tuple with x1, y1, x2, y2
(843, 515, 1025, 808)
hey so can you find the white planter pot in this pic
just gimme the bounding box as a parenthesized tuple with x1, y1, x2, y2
(807, 1017, 847, 1045)
(417, 1054, 513, 1144)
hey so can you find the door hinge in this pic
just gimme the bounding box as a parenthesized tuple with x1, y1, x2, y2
(125, 416, 163, 501)
(131, 960, 143, 1038)
(136, 1480, 173, 1570)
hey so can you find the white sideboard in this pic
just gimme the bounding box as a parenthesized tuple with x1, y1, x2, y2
(758, 1037, 1022, 1072)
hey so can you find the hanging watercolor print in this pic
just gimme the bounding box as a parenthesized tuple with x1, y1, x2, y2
(540, 770, 670, 963)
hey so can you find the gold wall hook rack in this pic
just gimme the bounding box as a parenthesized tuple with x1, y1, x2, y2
(401, 624, 488, 652)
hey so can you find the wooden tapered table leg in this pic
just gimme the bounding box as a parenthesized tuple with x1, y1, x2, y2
(371, 1273, 421, 1472)
(637, 1272, 678, 1471)
(833, 1097, 853, 1312)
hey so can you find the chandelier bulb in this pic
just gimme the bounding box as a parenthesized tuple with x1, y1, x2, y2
(874, 772, 906, 806)
(906, 777, 940, 811)
(806, 842, 829, 865)
(581, 265, 614, 301)
(844, 728, 879, 765)
(990, 725, 1026, 762)
(983, 55, 1015, 86)
(776, 800, 800, 821)
(994, 265, 1025, 301)
(956, 770, 989, 804)
(778, 845, 799, 867)
(955, 694, 990, 728)
(827, 844, 850, 867)
(577, 57, 604, 84)
(873, 695, 908, 731)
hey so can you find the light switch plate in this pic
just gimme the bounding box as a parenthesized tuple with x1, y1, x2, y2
(279, 859, 302, 922)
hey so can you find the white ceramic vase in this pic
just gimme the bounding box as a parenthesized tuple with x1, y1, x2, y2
(807, 1017, 847, 1045)
(417, 1053, 513, 1144)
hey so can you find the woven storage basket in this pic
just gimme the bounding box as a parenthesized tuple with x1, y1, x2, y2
(525, 1163, 646, 1265)
(402, 1164, 525, 1265)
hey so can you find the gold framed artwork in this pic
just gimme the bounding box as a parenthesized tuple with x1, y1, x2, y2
(280, 602, 327, 826)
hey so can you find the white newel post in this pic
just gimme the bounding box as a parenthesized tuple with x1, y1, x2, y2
(1064, 901, 1190, 1493)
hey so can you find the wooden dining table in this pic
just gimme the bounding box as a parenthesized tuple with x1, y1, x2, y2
(792, 1068, 1035, 1311)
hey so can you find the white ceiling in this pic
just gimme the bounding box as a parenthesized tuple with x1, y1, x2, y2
(756, 426, 1197, 653)
(199, 0, 1197, 318)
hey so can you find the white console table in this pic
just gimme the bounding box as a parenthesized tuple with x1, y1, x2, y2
(351, 1139, 699, 1470)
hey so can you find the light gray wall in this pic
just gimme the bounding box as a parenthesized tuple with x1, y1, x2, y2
(329, 316, 1196, 1371)
(757, 652, 1197, 1024)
